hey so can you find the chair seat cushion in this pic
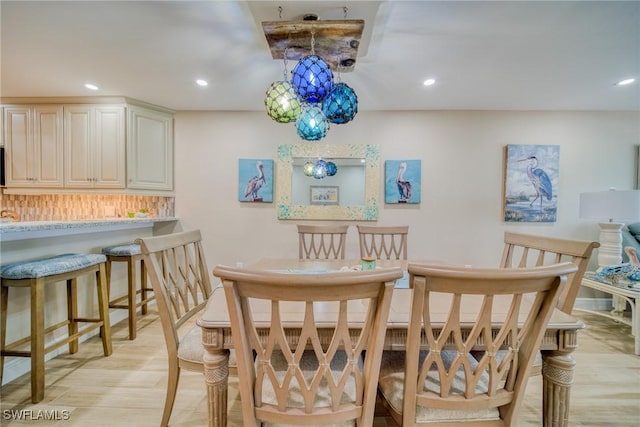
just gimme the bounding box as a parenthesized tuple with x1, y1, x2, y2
(260, 350, 358, 427)
(378, 350, 500, 423)
(101, 243, 142, 256)
(1, 253, 107, 279)
(177, 325, 205, 364)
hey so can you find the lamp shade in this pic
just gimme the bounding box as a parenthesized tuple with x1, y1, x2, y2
(296, 105, 329, 141)
(579, 190, 640, 223)
(291, 55, 334, 103)
(326, 161, 338, 176)
(264, 81, 302, 123)
(303, 161, 315, 176)
(313, 159, 328, 179)
(322, 82, 358, 124)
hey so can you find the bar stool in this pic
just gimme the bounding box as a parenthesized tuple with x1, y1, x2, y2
(101, 243, 154, 340)
(0, 253, 112, 403)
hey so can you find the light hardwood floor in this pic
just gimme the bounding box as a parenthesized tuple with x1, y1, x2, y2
(1, 309, 638, 426)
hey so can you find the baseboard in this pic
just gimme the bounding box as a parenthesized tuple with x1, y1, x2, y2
(574, 297, 613, 312)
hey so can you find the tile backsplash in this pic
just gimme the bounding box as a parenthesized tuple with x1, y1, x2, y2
(0, 193, 174, 222)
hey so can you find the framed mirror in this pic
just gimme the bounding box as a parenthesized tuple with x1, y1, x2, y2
(277, 144, 380, 220)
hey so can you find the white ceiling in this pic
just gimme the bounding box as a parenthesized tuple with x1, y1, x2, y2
(1, 1, 638, 112)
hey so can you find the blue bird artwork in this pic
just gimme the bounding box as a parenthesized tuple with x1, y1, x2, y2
(244, 161, 265, 201)
(396, 162, 412, 203)
(238, 159, 273, 203)
(385, 160, 421, 204)
(518, 156, 552, 212)
(504, 144, 558, 223)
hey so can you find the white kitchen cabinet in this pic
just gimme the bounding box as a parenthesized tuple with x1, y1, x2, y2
(3, 105, 64, 187)
(127, 105, 174, 191)
(64, 105, 125, 188)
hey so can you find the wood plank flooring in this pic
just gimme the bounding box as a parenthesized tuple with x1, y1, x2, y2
(1, 309, 638, 426)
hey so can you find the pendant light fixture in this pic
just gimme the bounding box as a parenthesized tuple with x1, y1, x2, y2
(291, 33, 334, 103)
(264, 49, 302, 123)
(322, 82, 358, 124)
(261, 7, 363, 142)
(296, 104, 328, 141)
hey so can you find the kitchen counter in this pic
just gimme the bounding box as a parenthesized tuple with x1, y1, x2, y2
(0, 217, 178, 242)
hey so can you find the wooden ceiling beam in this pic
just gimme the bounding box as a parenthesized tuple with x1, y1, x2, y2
(261, 20, 365, 72)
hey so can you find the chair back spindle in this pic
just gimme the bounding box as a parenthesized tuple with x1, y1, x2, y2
(377, 262, 577, 426)
(298, 224, 349, 260)
(136, 230, 213, 427)
(214, 265, 402, 426)
(500, 232, 599, 314)
(357, 225, 408, 260)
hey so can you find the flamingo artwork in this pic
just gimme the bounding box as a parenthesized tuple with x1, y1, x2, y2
(244, 161, 265, 202)
(396, 162, 412, 203)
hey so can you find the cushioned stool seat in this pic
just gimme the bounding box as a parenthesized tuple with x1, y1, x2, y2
(102, 243, 154, 340)
(0, 253, 112, 403)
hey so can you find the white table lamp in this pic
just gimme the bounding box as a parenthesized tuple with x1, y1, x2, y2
(579, 189, 640, 267)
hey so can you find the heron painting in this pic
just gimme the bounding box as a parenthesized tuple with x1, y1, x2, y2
(504, 144, 559, 222)
(385, 160, 421, 204)
(238, 159, 273, 202)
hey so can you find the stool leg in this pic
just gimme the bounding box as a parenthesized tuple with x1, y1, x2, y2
(31, 278, 45, 403)
(96, 264, 112, 356)
(0, 283, 8, 384)
(140, 258, 149, 315)
(67, 278, 79, 354)
(127, 258, 137, 340)
(105, 257, 113, 306)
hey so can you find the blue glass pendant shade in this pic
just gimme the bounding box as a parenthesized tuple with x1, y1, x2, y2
(326, 161, 338, 176)
(296, 105, 329, 141)
(264, 81, 302, 123)
(313, 159, 328, 179)
(291, 55, 334, 103)
(322, 82, 358, 124)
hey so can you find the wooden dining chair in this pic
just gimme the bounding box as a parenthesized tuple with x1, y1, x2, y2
(136, 230, 213, 427)
(357, 225, 408, 260)
(378, 262, 578, 426)
(298, 224, 349, 259)
(213, 265, 402, 426)
(500, 231, 599, 314)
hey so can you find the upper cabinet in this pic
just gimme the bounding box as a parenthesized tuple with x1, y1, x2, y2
(64, 105, 126, 188)
(1, 97, 174, 194)
(127, 105, 174, 191)
(3, 105, 64, 187)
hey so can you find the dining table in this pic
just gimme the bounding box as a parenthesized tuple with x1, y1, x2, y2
(197, 258, 585, 427)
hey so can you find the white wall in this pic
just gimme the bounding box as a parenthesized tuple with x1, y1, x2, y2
(174, 110, 639, 270)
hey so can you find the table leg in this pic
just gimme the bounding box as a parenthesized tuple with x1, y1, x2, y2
(612, 295, 627, 315)
(202, 328, 230, 427)
(632, 296, 640, 355)
(541, 351, 576, 427)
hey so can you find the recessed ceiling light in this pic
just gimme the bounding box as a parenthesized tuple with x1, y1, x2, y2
(196, 79, 208, 87)
(84, 83, 99, 91)
(423, 79, 436, 87)
(616, 78, 636, 86)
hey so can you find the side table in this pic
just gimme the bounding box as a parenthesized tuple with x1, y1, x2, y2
(580, 272, 640, 355)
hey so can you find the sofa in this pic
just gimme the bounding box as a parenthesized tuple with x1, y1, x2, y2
(622, 223, 640, 263)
